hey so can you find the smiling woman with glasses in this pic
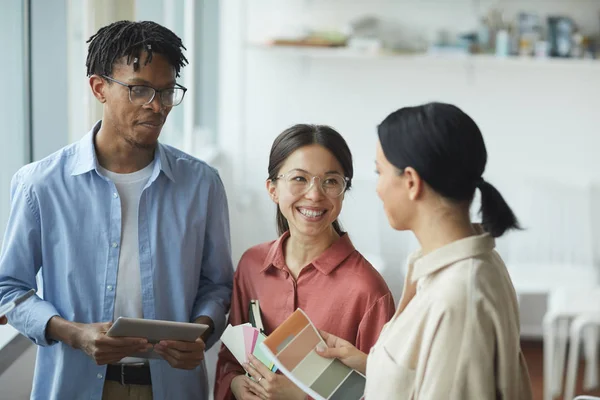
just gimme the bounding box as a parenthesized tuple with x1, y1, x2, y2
(214, 124, 395, 400)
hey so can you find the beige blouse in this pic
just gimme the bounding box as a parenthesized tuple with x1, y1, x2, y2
(364, 233, 533, 399)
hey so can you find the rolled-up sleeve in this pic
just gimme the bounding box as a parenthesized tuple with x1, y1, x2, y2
(190, 171, 234, 349)
(0, 172, 60, 346)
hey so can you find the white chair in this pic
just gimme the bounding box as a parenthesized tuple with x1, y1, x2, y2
(573, 396, 600, 400)
(544, 287, 600, 400)
(564, 311, 600, 400)
(489, 179, 599, 400)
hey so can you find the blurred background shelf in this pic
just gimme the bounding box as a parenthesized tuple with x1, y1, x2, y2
(248, 43, 600, 70)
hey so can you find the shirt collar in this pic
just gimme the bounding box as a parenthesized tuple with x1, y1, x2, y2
(260, 231, 356, 275)
(409, 233, 496, 283)
(70, 121, 101, 176)
(70, 120, 175, 182)
(156, 144, 175, 182)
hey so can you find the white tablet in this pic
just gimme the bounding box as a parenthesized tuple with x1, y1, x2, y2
(106, 317, 209, 359)
(0, 289, 35, 318)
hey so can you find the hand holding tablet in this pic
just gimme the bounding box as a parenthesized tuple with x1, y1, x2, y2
(106, 317, 209, 363)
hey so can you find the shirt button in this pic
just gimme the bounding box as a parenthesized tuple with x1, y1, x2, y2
(113, 192, 118, 199)
(111, 242, 118, 248)
(107, 285, 113, 291)
(97, 373, 103, 379)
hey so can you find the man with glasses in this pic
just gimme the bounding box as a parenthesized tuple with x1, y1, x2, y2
(0, 21, 233, 400)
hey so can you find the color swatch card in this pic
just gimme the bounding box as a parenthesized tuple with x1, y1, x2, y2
(221, 323, 276, 371)
(221, 323, 252, 364)
(251, 330, 276, 371)
(243, 325, 259, 357)
(260, 309, 366, 400)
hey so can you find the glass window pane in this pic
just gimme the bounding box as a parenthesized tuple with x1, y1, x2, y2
(0, 1, 29, 244)
(0, 0, 29, 349)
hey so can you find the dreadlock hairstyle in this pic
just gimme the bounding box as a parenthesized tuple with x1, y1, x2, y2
(86, 20, 188, 78)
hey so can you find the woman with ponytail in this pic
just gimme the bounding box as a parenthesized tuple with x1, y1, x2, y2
(317, 103, 533, 399)
(214, 124, 395, 400)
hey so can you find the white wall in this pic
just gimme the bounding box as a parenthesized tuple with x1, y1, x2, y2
(222, 0, 600, 259)
(219, 0, 600, 334)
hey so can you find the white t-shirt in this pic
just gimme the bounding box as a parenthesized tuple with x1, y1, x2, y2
(98, 162, 154, 364)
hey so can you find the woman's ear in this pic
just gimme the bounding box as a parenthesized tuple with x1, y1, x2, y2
(266, 179, 279, 203)
(403, 167, 424, 201)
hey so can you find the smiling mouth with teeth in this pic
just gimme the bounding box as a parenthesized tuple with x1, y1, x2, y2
(297, 208, 326, 218)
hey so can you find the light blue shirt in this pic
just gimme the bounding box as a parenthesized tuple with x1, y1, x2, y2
(0, 122, 234, 399)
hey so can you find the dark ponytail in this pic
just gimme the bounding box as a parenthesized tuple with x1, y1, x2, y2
(268, 124, 353, 237)
(477, 179, 520, 237)
(378, 102, 520, 238)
